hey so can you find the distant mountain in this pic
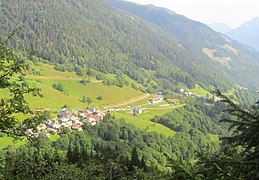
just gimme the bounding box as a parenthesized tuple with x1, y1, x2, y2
(107, 0, 259, 89)
(209, 23, 232, 34)
(108, 0, 225, 50)
(227, 17, 259, 51)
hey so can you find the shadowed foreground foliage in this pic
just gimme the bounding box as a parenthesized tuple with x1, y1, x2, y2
(193, 91, 259, 180)
(0, 36, 44, 138)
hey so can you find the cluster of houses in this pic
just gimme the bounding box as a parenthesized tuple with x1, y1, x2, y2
(179, 88, 225, 102)
(235, 85, 248, 91)
(180, 89, 203, 98)
(218, 56, 232, 63)
(132, 95, 166, 115)
(25, 108, 106, 138)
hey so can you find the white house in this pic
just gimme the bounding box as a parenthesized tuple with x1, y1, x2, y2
(133, 106, 143, 115)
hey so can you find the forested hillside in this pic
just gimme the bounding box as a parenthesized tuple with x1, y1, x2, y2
(0, 0, 190, 92)
(0, 117, 223, 179)
(108, 0, 259, 90)
(1, 0, 258, 93)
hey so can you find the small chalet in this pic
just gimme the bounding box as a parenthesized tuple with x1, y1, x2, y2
(170, 100, 177, 105)
(133, 106, 143, 115)
(149, 95, 164, 104)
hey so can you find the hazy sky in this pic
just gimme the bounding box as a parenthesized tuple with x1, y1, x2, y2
(127, 0, 259, 28)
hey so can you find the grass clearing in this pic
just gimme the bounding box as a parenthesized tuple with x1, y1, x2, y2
(191, 84, 213, 98)
(50, 134, 60, 141)
(122, 94, 156, 108)
(179, 83, 213, 98)
(1, 62, 182, 144)
(143, 101, 169, 108)
(0, 136, 27, 150)
(112, 105, 182, 137)
(0, 135, 59, 150)
(16, 63, 144, 110)
(30, 63, 79, 78)
(36, 79, 142, 109)
(224, 88, 237, 99)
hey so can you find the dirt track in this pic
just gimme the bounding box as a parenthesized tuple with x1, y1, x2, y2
(104, 93, 150, 109)
(26, 75, 102, 83)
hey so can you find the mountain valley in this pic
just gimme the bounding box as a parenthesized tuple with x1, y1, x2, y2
(0, 0, 258, 179)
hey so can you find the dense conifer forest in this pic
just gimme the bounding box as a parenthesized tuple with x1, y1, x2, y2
(1, 0, 259, 92)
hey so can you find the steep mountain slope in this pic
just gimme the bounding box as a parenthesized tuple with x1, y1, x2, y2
(0, 0, 194, 90)
(107, 0, 259, 90)
(209, 23, 232, 34)
(108, 1, 224, 50)
(227, 17, 259, 51)
(0, 0, 258, 91)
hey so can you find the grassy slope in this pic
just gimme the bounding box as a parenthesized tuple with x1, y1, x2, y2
(192, 84, 213, 98)
(0, 62, 220, 148)
(1, 62, 143, 110)
(178, 83, 214, 98)
(0, 135, 59, 150)
(0, 62, 145, 148)
(25, 79, 142, 110)
(0, 136, 28, 149)
(112, 105, 183, 137)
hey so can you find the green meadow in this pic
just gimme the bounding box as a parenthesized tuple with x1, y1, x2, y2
(0, 62, 144, 111)
(0, 62, 221, 149)
(0, 62, 145, 148)
(112, 105, 183, 137)
(0, 136, 28, 150)
(0, 62, 182, 148)
(24, 79, 142, 110)
(179, 83, 214, 98)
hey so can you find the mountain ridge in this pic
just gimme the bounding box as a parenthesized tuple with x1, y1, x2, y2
(107, 0, 259, 90)
(208, 22, 233, 34)
(227, 17, 259, 51)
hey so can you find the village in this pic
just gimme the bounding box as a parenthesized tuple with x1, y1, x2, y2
(25, 108, 106, 138)
(25, 94, 177, 138)
(25, 88, 224, 139)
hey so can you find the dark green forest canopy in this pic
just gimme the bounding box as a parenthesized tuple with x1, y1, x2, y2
(0, 89, 257, 179)
(0, 117, 220, 179)
(1, 94, 258, 180)
(152, 98, 229, 136)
